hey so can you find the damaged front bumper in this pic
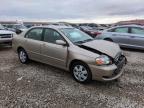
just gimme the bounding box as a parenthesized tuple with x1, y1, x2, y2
(89, 55, 127, 81)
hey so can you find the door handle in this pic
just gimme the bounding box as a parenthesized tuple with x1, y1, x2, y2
(129, 36, 135, 38)
(112, 34, 117, 36)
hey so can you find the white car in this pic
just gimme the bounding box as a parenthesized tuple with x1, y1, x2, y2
(0, 24, 15, 45)
(7, 24, 27, 34)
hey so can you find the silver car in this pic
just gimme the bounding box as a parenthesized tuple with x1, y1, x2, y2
(13, 26, 126, 83)
(0, 24, 15, 45)
(96, 25, 144, 50)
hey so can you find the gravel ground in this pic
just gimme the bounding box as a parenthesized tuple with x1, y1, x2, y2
(0, 46, 144, 108)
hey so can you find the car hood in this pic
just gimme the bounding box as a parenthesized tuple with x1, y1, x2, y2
(81, 40, 121, 58)
(0, 30, 15, 34)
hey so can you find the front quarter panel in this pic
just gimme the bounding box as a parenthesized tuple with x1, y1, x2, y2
(67, 45, 99, 69)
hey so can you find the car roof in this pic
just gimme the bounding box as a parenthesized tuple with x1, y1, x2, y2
(31, 25, 74, 29)
(115, 25, 144, 28)
(106, 24, 144, 31)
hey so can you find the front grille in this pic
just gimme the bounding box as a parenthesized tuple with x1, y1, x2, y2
(114, 52, 124, 65)
(103, 53, 126, 79)
(0, 34, 12, 38)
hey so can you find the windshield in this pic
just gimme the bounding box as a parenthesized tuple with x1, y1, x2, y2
(61, 28, 93, 43)
(0, 24, 5, 30)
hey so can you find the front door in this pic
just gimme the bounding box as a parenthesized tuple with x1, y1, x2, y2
(110, 27, 130, 46)
(41, 28, 68, 69)
(129, 27, 144, 48)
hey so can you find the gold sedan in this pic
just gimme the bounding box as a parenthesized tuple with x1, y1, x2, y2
(12, 26, 127, 83)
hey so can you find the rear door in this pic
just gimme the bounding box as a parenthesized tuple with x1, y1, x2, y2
(24, 28, 43, 61)
(41, 28, 68, 68)
(129, 27, 144, 48)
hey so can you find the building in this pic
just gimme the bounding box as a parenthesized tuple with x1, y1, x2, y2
(116, 19, 144, 26)
(0, 21, 50, 26)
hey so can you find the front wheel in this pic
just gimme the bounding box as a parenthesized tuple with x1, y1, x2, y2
(71, 62, 92, 83)
(18, 49, 29, 64)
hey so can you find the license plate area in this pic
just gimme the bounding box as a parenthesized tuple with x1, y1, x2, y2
(114, 57, 126, 75)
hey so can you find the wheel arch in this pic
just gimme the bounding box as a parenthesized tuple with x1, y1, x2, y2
(17, 46, 25, 53)
(69, 59, 92, 83)
(69, 59, 90, 71)
(104, 38, 113, 42)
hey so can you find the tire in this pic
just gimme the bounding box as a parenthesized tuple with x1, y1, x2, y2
(16, 29, 22, 34)
(18, 48, 29, 64)
(70, 62, 92, 83)
(104, 38, 113, 42)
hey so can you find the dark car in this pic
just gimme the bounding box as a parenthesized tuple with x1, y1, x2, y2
(79, 26, 101, 38)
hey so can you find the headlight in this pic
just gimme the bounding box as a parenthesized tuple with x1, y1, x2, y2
(96, 55, 112, 65)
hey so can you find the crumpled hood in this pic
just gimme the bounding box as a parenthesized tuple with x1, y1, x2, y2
(81, 40, 121, 58)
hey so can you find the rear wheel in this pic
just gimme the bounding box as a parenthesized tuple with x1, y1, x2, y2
(18, 49, 29, 64)
(71, 62, 92, 83)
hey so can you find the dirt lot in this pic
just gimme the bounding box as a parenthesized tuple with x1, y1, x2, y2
(0, 46, 144, 108)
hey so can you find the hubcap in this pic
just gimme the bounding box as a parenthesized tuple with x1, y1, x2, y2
(73, 65, 88, 81)
(19, 51, 27, 63)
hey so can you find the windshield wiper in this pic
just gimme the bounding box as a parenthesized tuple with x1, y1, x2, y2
(75, 39, 93, 44)
(84, 39, 93, 42)
(75, 40, 85, 44)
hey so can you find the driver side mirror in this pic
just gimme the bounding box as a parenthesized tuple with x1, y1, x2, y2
(56, 40, 67, 46)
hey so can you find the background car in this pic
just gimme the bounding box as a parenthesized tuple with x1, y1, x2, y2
(79, 23, 110, 31)
(24, 24, 34, 28)
(13, 26, 126, 83)
(47, 23, 72, 27)
(79, 26, 101, 38)
(70, 24, 80, 29)
(96, 25, 144, 50)
(0, 24, 15, 45)
(6, 24, 27, 34)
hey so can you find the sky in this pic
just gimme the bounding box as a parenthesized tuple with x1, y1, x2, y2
(0, 0, 144, 24)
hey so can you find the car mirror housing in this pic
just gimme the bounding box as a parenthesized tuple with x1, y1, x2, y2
(56, 40, 67, 46)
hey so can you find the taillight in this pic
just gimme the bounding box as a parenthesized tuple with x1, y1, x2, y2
(96, 32, 101, 35)
(90, 31, 95, 34)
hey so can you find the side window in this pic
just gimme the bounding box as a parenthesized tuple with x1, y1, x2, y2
(108, 28, 115, 32)
(131, 27, 144, 35)
(44, 29, 64, 43)
(88, 24, 93, 27)
(114, 27, 128, 33)
(26, 28, 43, 41)
(13, 25, 17, 29)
